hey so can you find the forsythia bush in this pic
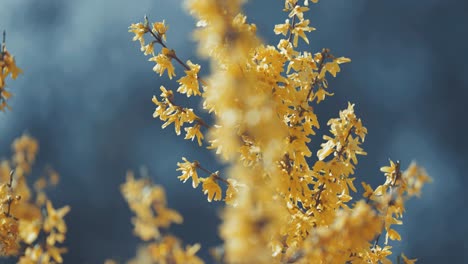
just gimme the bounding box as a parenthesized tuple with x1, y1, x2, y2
(1, 32, 70, 263)
(1, 0, 431, 263)
(123, 0, 431, 263)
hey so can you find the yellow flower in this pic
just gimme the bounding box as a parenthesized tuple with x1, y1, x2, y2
(141, 41, 155, 56)
(224, 179, 242, 206)
(291, 19, 315, 47)
(176, 158, 200, 188)
(159, 85, 173, 99)
(13, 134, 39, 174)
(289, 5, 309, 21)
(19, 220, 41, 244)
(3, 51, 23, 80)
(155, 207, 183, 228)
(380, 160, 399, 186)
(132, 217, 160, 241)
(401, 253, 418, 264)
(361, 182, 374, 199)
(129, 22, 148, 48)
(43, 200, 70, 234)
(46, 244, 67, 263)
(177, 60, 201, 97)
(152, 20, 168, 41)
(18, 245, 44, 264)
(149, 53, 176, 79)
(274, 19, 290, 36)
(184, 124, 204, 146)
(201, 173, 222, 202)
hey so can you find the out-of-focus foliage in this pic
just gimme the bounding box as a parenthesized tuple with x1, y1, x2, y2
(110, 171, 203, 264)
(0, 36, 70, 263)
(0, 135, 70, 263)
(0, 31, 22, 111)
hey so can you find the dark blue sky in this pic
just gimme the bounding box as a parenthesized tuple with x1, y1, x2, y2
(1, 0, 467, 263)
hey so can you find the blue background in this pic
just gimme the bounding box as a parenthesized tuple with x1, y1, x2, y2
(1, 0, 466, 263)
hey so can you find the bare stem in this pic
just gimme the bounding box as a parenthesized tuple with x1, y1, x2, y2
(287, 15, 297, 44)
(1, 30, 5, 54)
(7, 169, 14, 188)
(286, 2, 299, 44)
(5, 169, 15, 217)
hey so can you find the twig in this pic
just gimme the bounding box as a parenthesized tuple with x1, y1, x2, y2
(164, 95, 210, 129)
(314, 183, 325, 207)
(1, 30, 5, 54)
(5, 169, 16, 217)
(371, 161, 401, 249)
(287, 15, 297, 44)
(146, 18, 208, 87)
(305, 49, 329, 101)
(336, 125, 354, 158)
(195, 162, 229, 185)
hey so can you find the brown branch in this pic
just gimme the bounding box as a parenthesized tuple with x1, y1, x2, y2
(7, 169, 14, 188)
(195, 162, 229, 185)
(336, 125, 354, 158)
(146, 19, 208, 87)
(314, 183, 325, 208)
(314, 124, 354, 208)
(370, 161, 401, 249)
(287, 15, 297, 44)
(305, 48, 329, 101)
(4, 169, 17, 218)
(1, 30, 5, 93)
(286, 1, 300, 44)
(164, 95, 211, 129)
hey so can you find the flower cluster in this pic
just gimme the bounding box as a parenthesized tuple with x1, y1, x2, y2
(0, 31, 23, 111)
(127, 0, 431, 263)
(0, 135, 70, 263)
(176, 158, 239, 203)
(152, 86, 206, 146)
(355, 161, 431, 263)
(129, 18, 209, 147)
(115, 171, 203, 264)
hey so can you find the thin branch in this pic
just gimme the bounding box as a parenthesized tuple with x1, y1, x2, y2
(305, 48, 329, 101)
(371, 161, 401, 249)
(314, 183, 325, 208)
(1, 30, 5, 54)
(287, 15, 297, 44)
(7, 169, 15, 188)
(336, 125, 354, 158)
(195, 162, 229, 185)
(146, 19, 208, 87)
(164, 95, 211, 129)
(5, 169, 16, 218)
(286, 2, 300, 44)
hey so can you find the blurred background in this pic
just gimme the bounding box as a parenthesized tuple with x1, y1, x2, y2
(1, 0, 467, 263)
